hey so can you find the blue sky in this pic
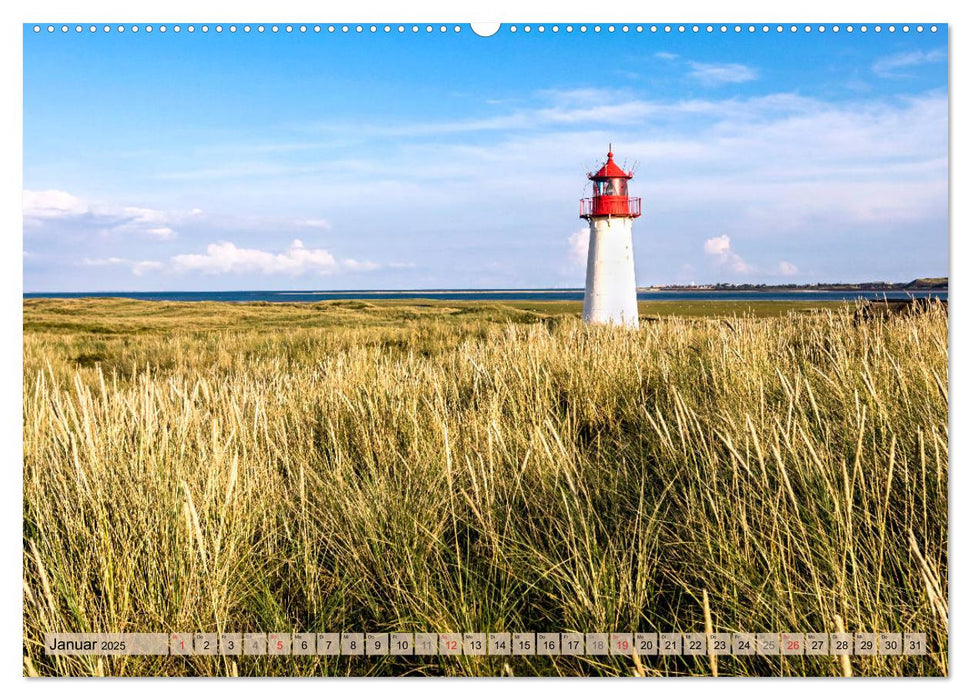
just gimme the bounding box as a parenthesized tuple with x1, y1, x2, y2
(23, 24, 948, 291)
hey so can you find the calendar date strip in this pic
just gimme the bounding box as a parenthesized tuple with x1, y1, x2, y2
(43, 631, 927, 657)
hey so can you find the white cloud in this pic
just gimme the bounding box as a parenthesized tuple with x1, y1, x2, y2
(172, 239, 337, 275)
(342, 258, 380, 272)
(154, 89, 943, 284)
(165, 90, 924, 187)
(284, 88, 662, 143)
(704, 235, 754, 273)
(687, 62, 758, 86)
(567, 228, 589, 268)
(23, 190, 87, 219)
(132, 261, 164, 275)
(25, 82, 946, 288)
(23, 189, 186, 239)
(82, 257, 127, 266)
(82, 256, 163, 276)
(297, 218, 331, 230)
(108, 207, 178, 239)
(777, 261, 799, 276)
(80, 240, 398, 278)
(170, 239, 380, 276)
(703, 235, 731, 256)
(655, 51, 679, 61)
(144, 89, 946, 240)
(873, 49, 945, 78)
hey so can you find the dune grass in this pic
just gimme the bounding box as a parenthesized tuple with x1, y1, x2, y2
(22, 298, 948, 677)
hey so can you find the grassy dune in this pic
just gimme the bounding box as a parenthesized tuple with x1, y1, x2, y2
(22, 298, 948, 677)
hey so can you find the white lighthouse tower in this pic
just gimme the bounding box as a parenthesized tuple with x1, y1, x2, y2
(579, 148, 641, 328)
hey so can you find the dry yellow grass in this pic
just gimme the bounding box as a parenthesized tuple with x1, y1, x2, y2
(22, 299, 948, 676)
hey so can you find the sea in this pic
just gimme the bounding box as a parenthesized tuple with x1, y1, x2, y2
(23, 289, 948, 303)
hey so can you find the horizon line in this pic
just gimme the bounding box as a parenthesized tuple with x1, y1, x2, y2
(23, 278, 949, 296)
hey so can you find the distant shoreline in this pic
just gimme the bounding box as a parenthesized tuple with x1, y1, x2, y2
(23, 289, 947, 305)
(647, 276, 948, 293)
(24, 277, 948, 298)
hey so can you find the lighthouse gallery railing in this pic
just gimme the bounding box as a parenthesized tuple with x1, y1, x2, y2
(579, 197, 641, 218)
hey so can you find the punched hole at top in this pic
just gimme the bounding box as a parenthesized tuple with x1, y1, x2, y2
(471, 23, 500, 37)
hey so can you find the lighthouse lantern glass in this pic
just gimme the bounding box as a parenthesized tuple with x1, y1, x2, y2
(594, 178, 628, 197)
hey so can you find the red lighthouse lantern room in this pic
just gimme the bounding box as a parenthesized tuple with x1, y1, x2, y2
(579, 149, 642, 219)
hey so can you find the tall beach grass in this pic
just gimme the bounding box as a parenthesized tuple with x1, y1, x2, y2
(22, 299, 948, 676)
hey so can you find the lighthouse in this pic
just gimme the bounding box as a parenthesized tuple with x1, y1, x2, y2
(579, 148, 641, 328)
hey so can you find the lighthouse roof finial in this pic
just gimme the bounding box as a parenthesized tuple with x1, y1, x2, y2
(589, 146, 632, 181)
